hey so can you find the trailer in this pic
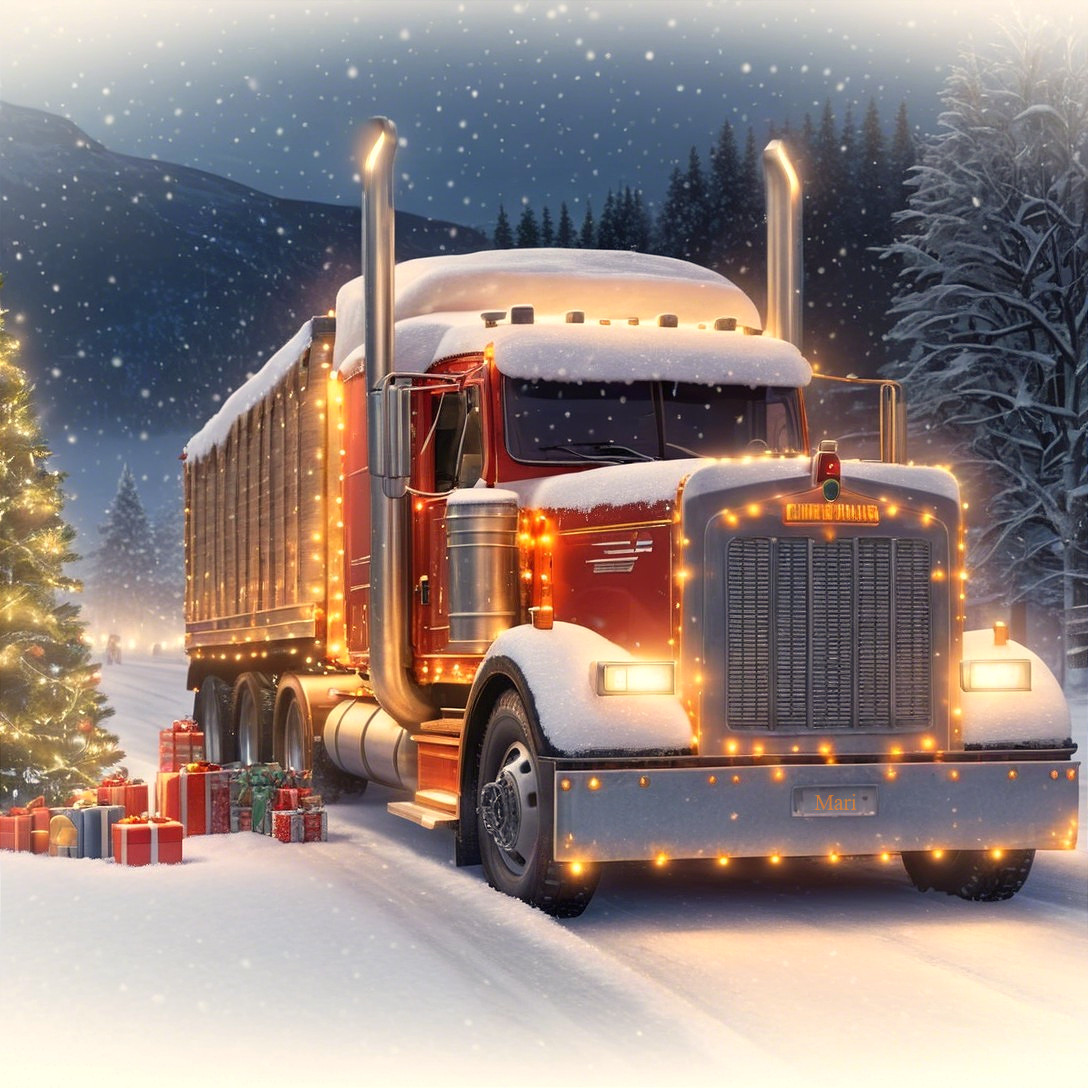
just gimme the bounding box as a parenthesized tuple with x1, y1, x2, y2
(184, 118, 1078, 915)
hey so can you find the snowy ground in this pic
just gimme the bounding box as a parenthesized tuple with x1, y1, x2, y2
(3, 655, 1086, 1087)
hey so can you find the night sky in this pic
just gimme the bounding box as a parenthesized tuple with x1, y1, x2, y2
(5, 0, 1078, 230)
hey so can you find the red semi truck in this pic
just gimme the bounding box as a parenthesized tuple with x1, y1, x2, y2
(184, 118, 1078, 915)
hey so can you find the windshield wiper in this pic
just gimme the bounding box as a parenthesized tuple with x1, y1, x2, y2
(537, 442, 654, 464)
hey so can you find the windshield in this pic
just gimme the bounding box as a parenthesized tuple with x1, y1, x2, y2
(504, 378, 802, 464)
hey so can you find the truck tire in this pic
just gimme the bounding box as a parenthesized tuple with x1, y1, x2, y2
(196, 675, 236, 763)
(233, 672, 275, 765)
(901, 848, 1035, 901)
(277, 685, 367, 800)
(477, 690, 599, 917)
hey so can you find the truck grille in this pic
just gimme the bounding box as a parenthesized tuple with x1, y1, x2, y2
(725, 537, 932, 730)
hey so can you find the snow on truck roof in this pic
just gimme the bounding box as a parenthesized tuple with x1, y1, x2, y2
(187, 250, 808, 459)
(332, 248, 765, 367)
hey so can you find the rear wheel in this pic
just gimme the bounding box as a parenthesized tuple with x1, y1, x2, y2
(195, 675, 236, 763)
(233, 672, 274, 765)
(477, 690, 599, 917)
(275, 682, 366, 800)
(901, 848, 1035, 901)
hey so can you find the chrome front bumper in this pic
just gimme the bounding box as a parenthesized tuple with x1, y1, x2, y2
(550, 757, 1079, 863)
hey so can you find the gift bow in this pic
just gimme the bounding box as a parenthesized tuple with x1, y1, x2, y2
(184, 761, 222, 773)
(171, 719, 199, 733)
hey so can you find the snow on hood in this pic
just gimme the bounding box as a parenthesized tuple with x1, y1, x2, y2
(680, 458, 962, 506)
(505, 460, 704, 513)
(332, 248, 763, 369)
(186, 320, 313, 460)
(505, 456, 960, 516)
(484, 621, 693, 755)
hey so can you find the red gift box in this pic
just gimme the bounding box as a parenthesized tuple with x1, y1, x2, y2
(302, 809, 327, 842)
(0, 813, 32, 852)
(272, 787, 300, 811)
(273, 808, 327, 843)
(159, 719, 205, 773)
(31, 829, 49, 854)
(156, 763, 230, 835)
(112, 816, 184, 866)
(97, 775, 150, 818)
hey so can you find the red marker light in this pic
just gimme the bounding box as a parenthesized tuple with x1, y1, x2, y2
(811, 440, 841, 501)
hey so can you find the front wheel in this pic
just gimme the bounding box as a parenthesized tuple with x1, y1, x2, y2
(901, 848, 1035, 901)
(477, 691, 599, 917)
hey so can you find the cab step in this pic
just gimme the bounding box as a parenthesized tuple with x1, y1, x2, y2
(387, 798, 459, 830)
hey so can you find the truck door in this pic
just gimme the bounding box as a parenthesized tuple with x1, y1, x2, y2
(412, 383, 485, 658)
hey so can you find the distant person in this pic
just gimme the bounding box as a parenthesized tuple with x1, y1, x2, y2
(106, 634, 122, 665)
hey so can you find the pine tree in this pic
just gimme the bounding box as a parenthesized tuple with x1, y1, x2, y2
(883, 23, 1088, 653)
(149, 495, 185, 637)
(540, 206, 555, 247)
(90, 465, 157, 640)
(516, 205, 540, 248)
(597, 190, 619, 249)
(0, 280, 119, 805)
(579, 202, 596, 248)
(493, 204, 514, 249)
(707, 119, 743, 270)
(888, 101, 917, 216)
(556, 202, 576, 247)
(858, 99, 888, 247)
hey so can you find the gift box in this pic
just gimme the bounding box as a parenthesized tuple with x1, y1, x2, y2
(159, 719, 205, 773)
(112, 817, 184, 866)
(97, 775, 149, 818)
(80, 804, 125, 860)
(0, 812, 32, 852)
(272, 808, 327, 843)
(302, 809, 327, 842)
(48, 811, 82, 858)
(273, 787, 300, 811)
(156, 763, 230, 835)
(230, 803, 253, 833)
(272, 810, 303, 843)
(31, 829, 49, 854)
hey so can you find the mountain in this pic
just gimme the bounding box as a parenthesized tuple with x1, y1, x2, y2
(0, 101, 489, 434)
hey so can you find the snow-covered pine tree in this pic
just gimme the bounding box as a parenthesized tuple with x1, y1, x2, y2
(493, 204, 514, 249)
(883, 22, 1087, 664)
(149, 495, 185, 638)
(0, 281, 120, 804)
(89, 464, 157, 641)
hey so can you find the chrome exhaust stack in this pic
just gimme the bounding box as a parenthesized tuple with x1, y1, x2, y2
(763, 139, 803, 349)
(360, 117, 439, 726)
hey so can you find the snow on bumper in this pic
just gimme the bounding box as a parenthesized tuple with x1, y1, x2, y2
(550, 758, 1080, 863)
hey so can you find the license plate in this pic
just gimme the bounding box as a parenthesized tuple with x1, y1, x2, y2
(792, 785, 878, 817)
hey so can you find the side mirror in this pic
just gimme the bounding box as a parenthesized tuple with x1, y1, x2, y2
(367, 381, 413, 496)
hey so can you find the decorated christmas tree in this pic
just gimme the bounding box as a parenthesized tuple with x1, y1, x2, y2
(0, 279, 121, 805)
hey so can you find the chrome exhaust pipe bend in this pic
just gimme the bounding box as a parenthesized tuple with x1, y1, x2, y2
(763, 139, 803, 350)
(361, 116, 440, 727)
(323, 698, 418, 792)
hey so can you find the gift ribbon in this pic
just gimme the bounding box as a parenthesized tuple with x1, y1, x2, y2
(118, 817, 171, 864)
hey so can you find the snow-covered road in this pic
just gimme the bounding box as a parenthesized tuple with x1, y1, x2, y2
(4, 656, 1085, 1086)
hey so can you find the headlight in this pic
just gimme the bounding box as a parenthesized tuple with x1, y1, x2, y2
(596, 661, 675, 695)
(960, 659, 1031, 692)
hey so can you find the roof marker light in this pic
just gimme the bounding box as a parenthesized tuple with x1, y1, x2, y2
(481, 310, 506, 328)
(714, 317, 737, 331)
(510, 304, 534, 325)
(658, 313, 678, 328)
(565, 310, 585, 324)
